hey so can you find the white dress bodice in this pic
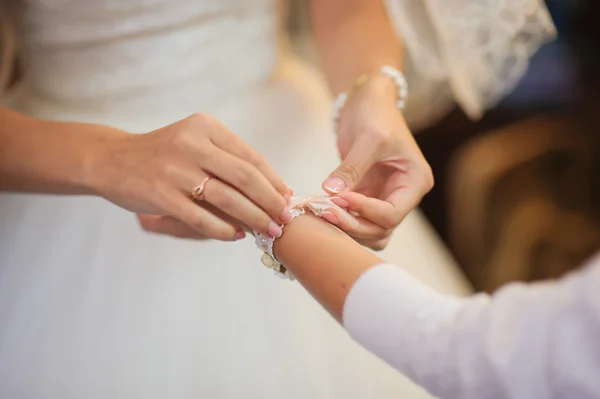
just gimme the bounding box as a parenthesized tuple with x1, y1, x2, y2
(12, 0, 280, 126)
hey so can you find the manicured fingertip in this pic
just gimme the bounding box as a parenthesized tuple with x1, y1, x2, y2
(323, 177, 347, 194)
(280, 208, 293, 224)
(234, 230, 246, 241)
(330, 197, 349, 209)
(267, 221, 283, 238)
(321, 211, 340, 225)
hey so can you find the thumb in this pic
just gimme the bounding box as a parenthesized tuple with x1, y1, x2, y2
(322, 141, 377, 194)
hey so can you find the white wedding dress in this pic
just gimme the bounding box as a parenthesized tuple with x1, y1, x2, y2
(0, 0, 553, 398)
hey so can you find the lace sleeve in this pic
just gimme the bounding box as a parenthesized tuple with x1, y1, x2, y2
(384, 0, 557, 127)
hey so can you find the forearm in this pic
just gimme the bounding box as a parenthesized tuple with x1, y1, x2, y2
(273, 213, 600, 398)
(308, 0, 403, 94)
(273, 213, 382, 320)
(0, 107, 126, 194)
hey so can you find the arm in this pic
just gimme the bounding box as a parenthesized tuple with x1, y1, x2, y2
(0, 106, 291, 241)
(274, 214, 600, 398)
(308, 1, 433, 251)
(0, 107, 125, 194)
(274, 212, 383, 319)
(308, 0, 403, 95)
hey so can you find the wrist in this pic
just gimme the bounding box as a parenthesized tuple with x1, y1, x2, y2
(333, 65, 408, 132)
(274, 212, 383, 320)
(360, 73, 398, 101)
(77, 124, 131, 196)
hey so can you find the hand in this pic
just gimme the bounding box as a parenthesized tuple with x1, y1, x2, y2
(89, 113, 292, 241)
(321, 74, 434, 250)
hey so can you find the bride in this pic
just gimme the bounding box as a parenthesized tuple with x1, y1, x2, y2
(0, 0, 554, 398)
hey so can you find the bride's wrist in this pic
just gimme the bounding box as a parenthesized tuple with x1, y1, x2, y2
(358, 73, 399, 104)
(333, 65, 408, 131)
(368, 71, 399, 92)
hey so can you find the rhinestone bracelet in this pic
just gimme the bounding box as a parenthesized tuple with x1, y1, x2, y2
(332, 65, 408, 133)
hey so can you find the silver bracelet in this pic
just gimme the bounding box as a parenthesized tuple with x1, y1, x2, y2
(332, 65, 408, 133)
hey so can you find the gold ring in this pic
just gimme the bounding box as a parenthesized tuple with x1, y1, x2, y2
(192, 176, 212, 201)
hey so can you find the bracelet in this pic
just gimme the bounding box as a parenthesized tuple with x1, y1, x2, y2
(332, 65, 408, 133)
(255, 206, 305, 281)
(254, 195, 343, 281)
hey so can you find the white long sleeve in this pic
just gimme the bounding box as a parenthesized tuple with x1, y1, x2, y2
(343, 254, 600, 399)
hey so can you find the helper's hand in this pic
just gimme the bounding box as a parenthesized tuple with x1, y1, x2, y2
(90, 114, 292, 241)
(322, 74, 433, 250)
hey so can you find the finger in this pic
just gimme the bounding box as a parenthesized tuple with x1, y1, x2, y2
(198, 202, 249, 230)
(167, 193, 241, 241)
(333, 191, 416, 230)
(138, 215, 209, 240)
(175, 167, 284, 237)
(356, 235, 392, 251)
(322, 133, 382, 194)
(380, 161, 434, 221)
(333, 192, 401, 229)
(207, 120, 290, 197)
(320, 206, 391, 240)
(200, 147, 291, 224)
(201, 176, 284, 238)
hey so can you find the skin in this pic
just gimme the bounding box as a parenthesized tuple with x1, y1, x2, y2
(274, 212, 383, 322)
(0, 109, 291, 241)
(310, 0, 434, 250)
(0, 1, 433, 246)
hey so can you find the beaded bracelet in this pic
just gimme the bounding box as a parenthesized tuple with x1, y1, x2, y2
(332, 65, 408, 133)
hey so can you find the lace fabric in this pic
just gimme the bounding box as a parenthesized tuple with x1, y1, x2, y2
(254, 195, 347, 280)
(385, 0, 557, 125)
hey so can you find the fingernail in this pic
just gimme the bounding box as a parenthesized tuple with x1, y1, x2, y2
(280, 208, 293, 224)
(234, 231, 246, 241)
(321, 211, 339, 225)
(324, 177, 346, 193)
(331, 197, 349, 209)
(267, 221, 283, 238)
(284, 193, 292, 206)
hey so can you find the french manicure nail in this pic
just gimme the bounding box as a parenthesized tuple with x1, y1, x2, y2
(280, 208, 293, 224)
(331, 197, 349, 209)
(234, 231, 246, 241)
(267, 221, 283, 238)
(321, 211, 340, 225)
(324, 177, 346, 194)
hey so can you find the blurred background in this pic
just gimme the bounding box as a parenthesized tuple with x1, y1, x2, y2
(289, 0, 600, 293)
